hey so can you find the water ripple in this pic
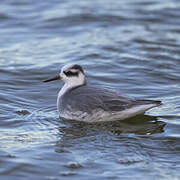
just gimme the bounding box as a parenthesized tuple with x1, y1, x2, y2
(0, 0, 180, 179)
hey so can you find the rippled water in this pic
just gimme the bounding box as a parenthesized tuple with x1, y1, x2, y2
(0, 0, 180, 179)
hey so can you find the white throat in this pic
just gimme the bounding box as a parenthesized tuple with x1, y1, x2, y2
(58, 74, 86, 97)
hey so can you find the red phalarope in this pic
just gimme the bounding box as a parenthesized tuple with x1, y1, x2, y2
(44, 63, 161, 122)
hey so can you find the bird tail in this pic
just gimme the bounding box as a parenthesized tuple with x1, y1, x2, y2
(135, 99, 162, 107)
(153, 100, 162, 106)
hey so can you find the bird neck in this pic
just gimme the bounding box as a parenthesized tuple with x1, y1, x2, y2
(59, 76, 86, 97)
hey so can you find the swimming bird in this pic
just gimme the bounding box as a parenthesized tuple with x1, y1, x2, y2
(44, 63, 161, 122)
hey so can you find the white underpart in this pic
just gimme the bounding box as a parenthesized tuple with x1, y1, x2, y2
(59, 103, 159, 122)
(109, 103, 158, 121)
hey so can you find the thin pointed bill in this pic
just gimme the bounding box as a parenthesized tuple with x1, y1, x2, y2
(43, 75, 61, 83)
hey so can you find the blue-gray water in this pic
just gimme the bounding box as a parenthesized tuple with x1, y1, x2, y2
(0, 0, 180, 179)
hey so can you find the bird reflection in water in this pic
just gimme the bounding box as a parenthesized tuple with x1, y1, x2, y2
(57, 115, 166, 140)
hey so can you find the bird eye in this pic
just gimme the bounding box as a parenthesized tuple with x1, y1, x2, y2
(63, 70, 78, 77)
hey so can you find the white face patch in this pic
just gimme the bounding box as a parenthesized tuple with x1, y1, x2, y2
(58, 63, 86, 96)
(60, 63, 85, 80)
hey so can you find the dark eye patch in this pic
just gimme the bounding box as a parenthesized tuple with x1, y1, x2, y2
(71, 65, 84, 74)
(63, 70, 79, 77)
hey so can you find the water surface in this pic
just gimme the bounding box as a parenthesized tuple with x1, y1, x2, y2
(0, 0, 180, 179)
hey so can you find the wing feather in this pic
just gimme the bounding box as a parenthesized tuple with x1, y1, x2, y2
(60, 85, 135, 113)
